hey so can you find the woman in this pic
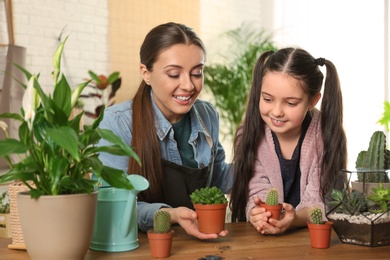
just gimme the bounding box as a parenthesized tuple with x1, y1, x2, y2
(97, 22, 232, 240)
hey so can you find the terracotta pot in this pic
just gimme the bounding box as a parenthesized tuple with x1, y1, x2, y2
(17, 191, 98, 260)
(307, 221, 333, 249)
(260, 201, 283, 220)
(193, 203, 227, 234)
(147, 230, 174, 258)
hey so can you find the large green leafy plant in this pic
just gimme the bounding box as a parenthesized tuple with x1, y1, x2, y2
(0, 38, 140, 198)
(204, 23, 277, 139)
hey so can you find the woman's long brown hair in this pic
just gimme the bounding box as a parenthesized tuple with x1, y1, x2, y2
(128, 22, 206, 202)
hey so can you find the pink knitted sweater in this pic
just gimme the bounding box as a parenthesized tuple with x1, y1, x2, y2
(246, 109, 325, 220)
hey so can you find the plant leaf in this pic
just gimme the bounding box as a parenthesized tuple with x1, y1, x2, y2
(46, 126, 80, 161)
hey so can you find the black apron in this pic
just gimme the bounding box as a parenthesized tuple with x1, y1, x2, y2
(161, 123, 215, 210)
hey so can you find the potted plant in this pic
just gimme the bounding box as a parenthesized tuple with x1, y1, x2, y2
(327, 180, 390, 247)
(260, 187, 283, 220)
(147, 210, 174, 258)
(307, 206, 333, 249)
(352, 131, 390, 193)
(190, 186, 228, 234)
(0, 191, 11, 238)
(0, 37, 141, 260)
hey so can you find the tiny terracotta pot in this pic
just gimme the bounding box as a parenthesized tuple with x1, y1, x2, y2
(260, 201, 283, 220)
(307, 221, 333, 249)
(147, 230, 174, 258)
(193, 203, 227, 234)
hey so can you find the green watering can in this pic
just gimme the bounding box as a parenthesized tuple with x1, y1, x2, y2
(89, 174, 149, 252)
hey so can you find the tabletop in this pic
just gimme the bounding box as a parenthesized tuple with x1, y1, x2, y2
(1, 222, 390, 259)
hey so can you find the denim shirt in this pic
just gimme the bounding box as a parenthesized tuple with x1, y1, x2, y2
(97, 93, 232, 232)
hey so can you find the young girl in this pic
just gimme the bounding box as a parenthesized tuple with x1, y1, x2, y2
(230, 48, 347, 235)
(97, 22, 232, 240)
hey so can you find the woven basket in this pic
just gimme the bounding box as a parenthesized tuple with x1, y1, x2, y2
(7, 181, 34, 250)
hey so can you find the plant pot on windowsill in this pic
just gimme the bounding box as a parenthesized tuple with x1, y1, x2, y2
(190, 186, 227, 234)
(260, 187, 283, 221)
(147, 211, 174, 258)
(307, 207, 333, 249)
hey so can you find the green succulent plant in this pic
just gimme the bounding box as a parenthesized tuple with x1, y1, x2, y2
(153, 210, 171, 233)
(265, 187, 279, 206)
(367, 182, 390, 213)
(309, 207, 324, 224)
(190, 186, 227, 205)
(329, 188, 367, 216)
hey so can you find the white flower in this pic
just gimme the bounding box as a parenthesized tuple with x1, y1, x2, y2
(22, 77, 38, 128)
(0, 121, 7, 133)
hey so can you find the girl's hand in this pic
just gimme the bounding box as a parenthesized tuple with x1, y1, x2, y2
(257, 203, 296, 235)
(161, 207, 229, 240)
(249, 197, 272, 231)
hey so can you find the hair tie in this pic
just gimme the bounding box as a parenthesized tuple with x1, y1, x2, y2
(315, 58, 325, 66)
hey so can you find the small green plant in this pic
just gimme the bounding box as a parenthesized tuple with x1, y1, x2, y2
(329, 188, 367, 216)
(0, 191, 9, 214)
(152, 210, 171, 233)
(355, 131, 390, 183)
(309, 207, 324, 224)
(265, 187, 279, 206)
(367, 182, 390, 213)
(190, 186, 227, 205)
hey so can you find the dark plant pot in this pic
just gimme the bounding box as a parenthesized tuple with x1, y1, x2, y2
(307, 222, 333, 249)
(327, 213, 390, 247)
(193, 203, 227, 234)
(260, 201, 283, 220)
(147, 230, 174, 258)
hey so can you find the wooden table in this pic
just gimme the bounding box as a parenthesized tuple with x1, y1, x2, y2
(1, 222, 389, 259)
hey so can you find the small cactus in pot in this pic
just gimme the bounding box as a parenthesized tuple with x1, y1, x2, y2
(308, 207, 324, 225)
(260, 187, 283, 221)
(265, 187, 279, 206)
(147, 210, 174, 258)
(153, 210, 171, 233)
(307, 206, 333, 249)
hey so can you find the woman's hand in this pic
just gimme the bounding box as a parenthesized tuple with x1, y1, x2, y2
(160, 207, 229, 240)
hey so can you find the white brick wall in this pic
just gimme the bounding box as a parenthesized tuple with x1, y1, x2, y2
(0, 0, 109, 93)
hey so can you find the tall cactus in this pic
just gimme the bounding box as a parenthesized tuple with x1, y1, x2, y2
(309, 207, 323, 224)
(265, 187, 279, 206)
(153, 210, 171, 233)
(355, 131, 390, 183)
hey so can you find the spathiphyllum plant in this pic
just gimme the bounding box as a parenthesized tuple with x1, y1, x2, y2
(0, 37, 140, 198)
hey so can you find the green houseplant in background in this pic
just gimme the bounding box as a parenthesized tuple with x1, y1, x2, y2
(0, 37, 140, 260)
(190, 186, 228, 234)
(204, 22, 277, 140)
(147, 210, 174, 258)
